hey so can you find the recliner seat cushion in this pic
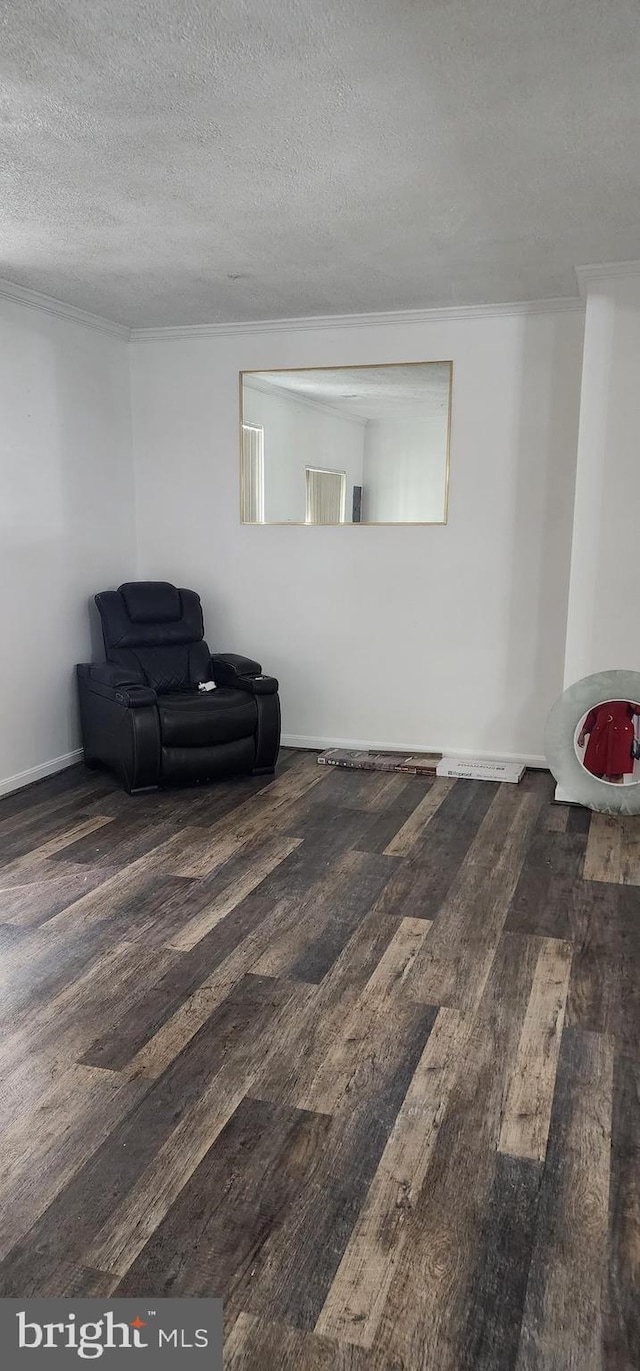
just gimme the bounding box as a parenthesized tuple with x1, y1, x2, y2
(157, 689, 258, 748)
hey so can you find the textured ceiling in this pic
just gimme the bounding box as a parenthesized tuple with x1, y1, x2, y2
(246, 364, 451, 419)
(1, 1, 639, 328)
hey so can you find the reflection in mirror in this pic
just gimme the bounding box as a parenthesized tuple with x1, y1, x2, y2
(240, 362, 452, 524)
(574, 700, 640, 784)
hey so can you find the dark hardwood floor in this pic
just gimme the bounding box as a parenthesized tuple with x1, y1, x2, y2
(0, 750, 638, 1369)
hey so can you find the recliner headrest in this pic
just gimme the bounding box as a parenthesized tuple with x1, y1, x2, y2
(120, 581, 181, 624)
(95, 582, 205, 650)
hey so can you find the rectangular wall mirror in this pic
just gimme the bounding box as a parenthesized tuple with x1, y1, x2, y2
(240, 361, 452, 524)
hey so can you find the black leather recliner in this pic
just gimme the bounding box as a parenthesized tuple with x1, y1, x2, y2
(77, 581, 281, 793)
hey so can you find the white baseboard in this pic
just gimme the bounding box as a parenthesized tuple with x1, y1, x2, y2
(0, 748, 84, 799)
(0, 738, 548, 801)
(281, 735, 547, 769)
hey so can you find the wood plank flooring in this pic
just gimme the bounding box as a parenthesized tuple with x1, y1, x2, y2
(0, 751, 638, 1369)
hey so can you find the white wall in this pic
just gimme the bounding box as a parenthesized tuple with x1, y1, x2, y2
(0, 299, 135, 793)
(362, 413, 448, 522)
(242, 382, 364, 522)
(131, 306, 584, 761)
(0, 292, 586, 794)
(564, 272, 640, 685)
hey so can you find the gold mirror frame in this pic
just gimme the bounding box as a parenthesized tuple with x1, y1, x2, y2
(239, 360, 453, 526)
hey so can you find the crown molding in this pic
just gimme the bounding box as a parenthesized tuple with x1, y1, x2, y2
(575, 260, 640, 295)
(0, 276, 587, 343)
(129, 295, 583, 343)
(0, 276, 131, 339)
(0, 277, 585, 342)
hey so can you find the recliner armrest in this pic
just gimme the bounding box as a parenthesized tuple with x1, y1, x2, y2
(210, 653, 278, 695)
(77, 663, 157, 708)
(81, 662, 144, 689)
